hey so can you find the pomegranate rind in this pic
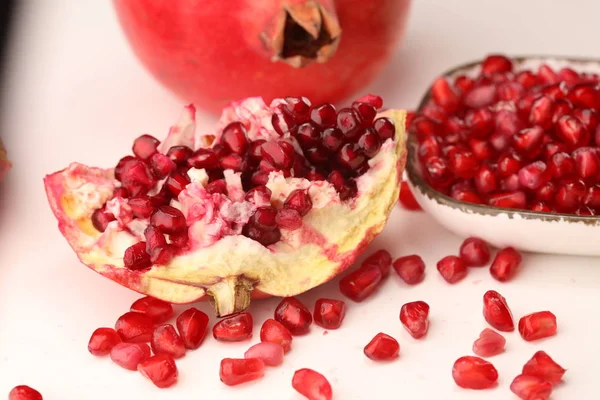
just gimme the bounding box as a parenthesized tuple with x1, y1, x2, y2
(44, 99, 406, 316)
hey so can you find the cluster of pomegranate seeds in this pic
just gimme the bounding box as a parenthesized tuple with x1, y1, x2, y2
(339, 249, 392, 301)
(292, 368, 333, 400)
(8, 386, 43, 400)
(363, 333, 400, 361)
(413, 53, 600, 215)
(212, 312, 254, 342)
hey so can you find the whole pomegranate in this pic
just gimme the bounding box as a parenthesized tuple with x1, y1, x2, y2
(112, 0, 412, 114)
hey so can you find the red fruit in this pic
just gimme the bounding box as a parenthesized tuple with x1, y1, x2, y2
(464, 108, 493, 138)
(128, 195, 154, 218)
(123, 242, 152, 270)
(91, 207, 116, 232)
(364, 332, 400, 361)
(472, 328, 506, 357)
(473, 165, 498, 194)
(355, 94, 383, 109)
(220, 358, 265, 386)
(529, 96, 555, 129)
(339, 263, 383, 302)
(554, 180, 587, 213)
(261, 140, 295, 169)
(399, 301, 430, 339)
(166, 146, 193, 165)
(490, 247, 522, 282)
(132, 134, 160, 160)
(150, 205, 187, 234)
(459, 237, 491, 267)
(431, 77, 459, 113)
(522, 351, 566, 384)
(538, 64, 559, 84)
(138, 354, 179, 388)
(357, 128, 382, 157)
(510, 374, 553, 400)
(464, 85, 497, 109)
(452, 356, 498, 390)
(516, 70, 539, 88)
(119, 158, 155, 195)
(556, 114, 590, 147)
(374, 117, 396, 141)
(568, 83, 599, 108)
(221, 122, 249, 154)
(284, 189, 312, 216)
(244, 342, 284, 367)
(310, 103, 337, 129)
(488, 191, 527, 209)
(274, 297, 312, 335)
(518, 161, 551, 190)
(313, 298, 346, 329)
(548, 152, 576, 179)
(130, 296, 174, 323)
(115, 311, 155, 343)
(481, 54, 513, 76)
(436, 255, 467, 284)
(187, 148, 219, 169)
(176, 307, 209, 349)
(110, 342, 151, 370)
(448, 150, 479, 179)
(292, 369, 333, 400)
(573, 147, 600, 179)
(213, 312, 253, 342)
(392, 255, 425, 284)
(483, 290, 514, 332)
(151, 324, 186, 359)
(518, 311, 558, 341)
(88, 327, 122, 356)
(8, 386, 43, 400)
(260, 319, 293, 353)
(362, 249, 393, 278)
(410, 115, 442, 139)
(275, 208, 303, 230)
(143, 226, 166, 253)
(321, 127, 344, 152)
(337, 107, 362, 139)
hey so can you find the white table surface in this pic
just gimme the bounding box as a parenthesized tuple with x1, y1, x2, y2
(1, 1, 599, 399)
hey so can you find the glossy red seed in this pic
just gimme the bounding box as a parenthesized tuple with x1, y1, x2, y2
(220, 358, 265, 386)
(399, 301, 430, 339)
(166, 146, 193, 165)
(132, 134, 160, 160)
(500, 174, 520, 191)
(448, 150, 479, 179)
(337, 143, 366, 170)
(531, 201, 552, 212)
(522, 351, 566, 384)
(558, 67, 580, 84)
(497, 153, 522, 177)
(585, 185, 600, 208)
(284, 96, 312, 119)
(274, 297, 312, 335)
(260, 140, 295, 169)
(221, 122, 249, 154)
(250, 206, 278, 231)
(490, 247, 522, 282)
(419, 136, 441, 161)
(164, 170, 190, 197)
(355, 94, 383, 109)
(516, 70, 539, 88)
(518, 161, 551, 190)
(548, 152, 576, 179)
(8, 386, 43, 400)
(495, 110, 524, 137)
(554, 180, 587, 213)
(472, 329, 506, 357)
(138, 354, 179, 388)
(245, 185, 272, 205)
(497, 81, 524, 101)
(170, 231, 189, 248)
(321, 127, 344, 152)
(573, 147, 600, 179)
(119, 158, 155, 195)
(556, 114, 590, 147)
(206, 179, 228, 195)
(483, 290, 514, 331)
(362, 249, 393, 278)
(513, 126, 545, 156)
(292, 368, 333, 400)
(352, 101, 377, 124)
(398, 181, 421, 210)
(275, 208, 302, 230)
(464, 85, 497, 108)
(91, 207, 115, 232)
(452, 356, 499, 389)
(459, 237, 491, 266)
(248, 139, 266, 163)
(393, 255, 425, 284)
(88, 327, 122, 356)
(244, 223, 281, 246)
(431, 77, 459, 113)
(176, 307, 209, 349)
(538, 64, 559, 84)
(374, 117, 395, 140)
(112, 186, 130, 198)
(310, 103, 337, 128)
(488, 191, 527, 209)
(144, 225, 167, 253)
(115, 311, 154, 343)
(510, 374, 553, 400)
(551, 99, 573, 123)
(358, 128, 382, 157)
(295, 122, 320, 148)
(271, 108, 296, 135)
(452, 189, 483, 204)
(123, 242, 152, 270)
(220, 153, 248, 172)
(364, 333, 400, 361)
(474, 166, 498, 194)
(128, 196, 154, 219)
(313, 298, 346, 329)
(572, 108, 599, 131)
(337, 107, 362, 139)
(110, 342, 151, 371)
(529, 96, 554, 129)
(482, 54, 513, 76)
(150, 206, 187, 234)
(150, 245, 175, 265)
(284, 189, 312, 216)
(339, 263, 383, 302)
(213, 312, 253, 342)
(244, 342, 284, 367)
(187, 148, 219, 169)
(130, 296, 173, 323)
(437, 255, 467, 283)
(151, 324, 186, 359)
(469, 138, 494, 161)
(518, 311, 557, 341)
(568, 83, 599, 108)
(455, 75, 475, 93)
(260, 319, 293, 353)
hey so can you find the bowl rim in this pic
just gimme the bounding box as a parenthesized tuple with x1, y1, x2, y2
(405, 54, 600, 226)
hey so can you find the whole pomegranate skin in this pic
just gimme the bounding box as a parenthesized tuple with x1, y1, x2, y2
(112, 0, 412, 114)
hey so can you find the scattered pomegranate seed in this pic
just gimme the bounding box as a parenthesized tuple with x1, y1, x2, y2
(362, 249, 393, 278)
(399, 301, 430, 339)
(115, 311, 154, 343)
(138, 354, 178, 388)
(292, 368, 333, 400)
(8, 386, 43, 400)
(392, 255, 425, 284)
(518, 311, 557, 341)
(482, 290, 514, 332)
(452, 356, 498, 389)
(110, 342, 151, 371)
(339, 263, 383, 302)
(522, 351, 566, 384)
(490, 247, 522, 282)
(313, 298, 346, 329)
(220, 358, 265, 386)
(212, 312, 253, 342)
(244, 342, 284, 367)
(510, 374, 553, 400)
(472, 328, 506, 357)
(459, 237, 491, 267)
(151, 324, 186, 359)
(398, 181, 421, 210)
(437, 255, 468, 283)
(88, 327, 122, 356)
(130, 296, 173, 323)
(260, 319, 293, 353)
(363, 332, 400, 361)
(274, 297, 312, 335)
(176, 307, 209, 349)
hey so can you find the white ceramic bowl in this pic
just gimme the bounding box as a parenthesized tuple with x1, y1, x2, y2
(406, 56, 600, 256)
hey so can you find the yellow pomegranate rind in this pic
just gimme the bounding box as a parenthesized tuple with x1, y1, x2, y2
(44, 108, 406, 316)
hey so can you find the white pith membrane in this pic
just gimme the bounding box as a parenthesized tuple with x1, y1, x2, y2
(45, 98, 406, 316)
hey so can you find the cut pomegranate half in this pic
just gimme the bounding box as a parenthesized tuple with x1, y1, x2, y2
(44, 97, 407, 317)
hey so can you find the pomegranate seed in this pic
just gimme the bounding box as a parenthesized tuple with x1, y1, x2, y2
(529, 96, 555, 129)
(127, 195, 153, 219)
(339, 263, 382, 302)
(310, 103, 337, 128)
(452, 356, 498, 389)
(165, 170, 191, 197)
(220, 153, 248, 172)
(554, 180, 587, 212)
(474, 165, 498, 194)
(91, 207, 115, 232)
(220, 358, 265, 386)
(353, 101, 377, 124)
(573, 147, 600, 179)
(132, 134, 160, 160)
(355, 94, 383, 109)
(472, 328, 506, 357)
(488, 191, 527, 209)
(150, 245, 175, 265)
(513, 126, 545, 156)
(495, 110, 524, 137)
(548, 152, 576, 179)
(271, 108, 296, 135)
(518, 311, 557, 341)
(431, 77, 459, 113)
(410, 115, 442, 140)
(497, 81, 524, 101)
(295, 122, 320, 148)
(274, 297, 312, 335)
(212, 312, 253, 342)
(328, 170, 358, 200)
(138, 354, 179, 388)
(585, 185, 600, 208)
(497, 153, 522, 177)
(481, 54, 513, 76)
(150, 206, 187, 234)
(459, 237, 491, 266)
(437, 255, 467, 283)
(284, 189, 312, 216)
(115, 311, 154, 343)
(250, 206, 278, 231)
(248, 139, 266, 163)
(568, 83, 599, 108)
(490, 247, 522, 282)
(483, 290, 514, 331)
(538, 64, 559, 84)
(321, 127, 344, 152)
(399, 181, 421, 210)
(88, 327, 122, 356)
(522, 351, 566, 384)
(399, 301, 430, 339)
(110, 342, 151, 370)
(260, 319, 293, 353)
(464, 85, 497, 108)
(206, 179, 228, 195)
(151, 324, 186, 359)
(518, 161, 551, 190)
(221, 122, 249, 154)
(363, 332, 400, 361)
(451, 188, 483, 204)
(130, 296, 173, 323)
(260, 140, 295, 169)
(572, 108, 599, 131)
(8, 386, 43, 400)
(275, 208, 302, 230)
(176, 307, 209, 349)
(244, 224, 281, 246)
(531, 201, 552, 212)
(244, 342, 284, 367)
(455, 75, 475, 93)
(551, 99, 573, 123)
(556, 114, 590, 147)
(419, 136, 441, 161)
(510, 374, 553, 400)
(469, 138, 494, 161)
(245, 185, 272, 204)
(284, 96, 312, 119)
(112, 186, 130, 198)
(149, 153, 176, 179)
(516, 70, 539, 88)
(424, 155, 452, 185)
(313, 298, 346, 329)
(558, 67, 580, 84)
(357, 128, 382, 157)
(337, 143, 366, 171)
(392, 255, 425, 284)
(500, 174, 520, 191)
(448, 150, 479, 179)
(362, 249, 393, 278)
(123, 242, 152, 270)
(187, 148, 219, 169)
(576, 206, 595, 215)
(144, 225, 167, 253)
(336, 107, 362, 139)
(292, 369, 333, 400)
(373, 117, 395, 140)
(170, 231, 188, 248)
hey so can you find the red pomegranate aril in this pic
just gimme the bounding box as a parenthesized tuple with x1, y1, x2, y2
(170, 231, 189, 248)
(284, 189, 312, 216)
(464, 85, 497, 108)
(400, 301, 430, 339)
(148, 153, 175, 179)
(551, 99, 573, 123)
(292, 369, 333, 400)
(421, 99, 448, 124)
(482, 54, 513, 76)
(144, 225, 167, 253)
(295, 122, 320, 148)
(548, 152, 576, 179)
(275, 208, 302, 230)
(362, 249, 393, 278)
(542, 141, 568, 159)
(8, 386, 43, 400)
(410, 115, 442, 140)
(554, 180, 587, 212)
(431, 77, 459, 113)
(220, 358, 265, 386)
(313, 298, 346, 330)
(364, 332, 400, 361)
(490, 247, 522, 282)
(91, 207, 115, 232)
(115, 156, 136, 182)
(531, 201, 552, 212)
(251, 206, 278, 231)
(352, 101, 377, 124)
(274, 297, 312, 335)
(113, 186, 130, 198)
(455, 75, 475, 93)
(244, 223, 281, 246)
(337, 143, 366, 171)
(495, 110, 524, 137)
(123, 242, 152, 270)
(337, 107, 362, 139)
(303, 146, 326, 165)
(529, 96, 555, 129)
(151, 324, 186, 360)
(558, 67, 580, 84)
(472, 329, 506, 358)
(166, 145, 193, 165)
(459, 237, 491, 267)
(284, 96, 311, 119)
(572, 108, 599, 131)
(355, 94, 383, 109)
(516, 70, 539, 89)
(130, 296, 173, 323)
(437, 255, 467, 283)
(474, 166, 498, 194)
(110, 342, 151, 371)
(556, 114, 590, 147)
(221, 122, 249, 154)
(271, 108, 296, 135)
(393, 255, 425, 284)
(497, 81, 524, 101)
(176, 307, 209, 349)
(373, 117, 395, 140)
(213, 312, 253, 342)
(115, 311, 154, 343)
(339, 263, 383, 302)
(538, 64, 559, 84)
(150, 189, 170, 208)
(424, 156, 452, 185)
(483, 290, 514, 331)
(585, 185, 600, 208)
(517, 93, 538, 119)
(419, 136, 441, 161)
(536, 181, 556, 203)
(305, 167, 325, 181)
(260, 319, 292, 353)
(186, 148, 219, 169)
(132, 134, 160, 161)
(321, 127, 344, 153)
(573, 147, 600, 179)
(88, 327, 122, 356)
(164, 170, 190, 197)
(310, 103, 337, 129)
(120, 159, 155, 195)
(452, 188, 483, 204)
(576, 206, 595, 215)
(260, 140, 295, 169)
(247, 139, 266, 163)
(206, 179, 228, 195)
(513, 126, 545, 156)
(568, 83, 599, 109)
(357, 128, 382, 157)
(448, 150, 479, 179)
(542, 82, 568, 100)
(522, 351, 566, 384)
(151, 206, 187, 234)
(518, 161, 550, 190)
(138, 354, 178, 388)
(245, 185, 271, 205)
(510, 374, 553, 400)
(518, 311, 557, 341)
(128, 196, 154, 218)
(398, 181, 421, 210)
(500, 173, 520, 191)
(220, 153, 248, 172)
(488, 191, 527, 209)
(469, 138, 494, 161)
(244, 342, 284, 367)
(497, 153, 522, 177)
(452, 356, 498, 389)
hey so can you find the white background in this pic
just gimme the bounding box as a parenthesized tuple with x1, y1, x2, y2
(1, 1, 599, 399)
